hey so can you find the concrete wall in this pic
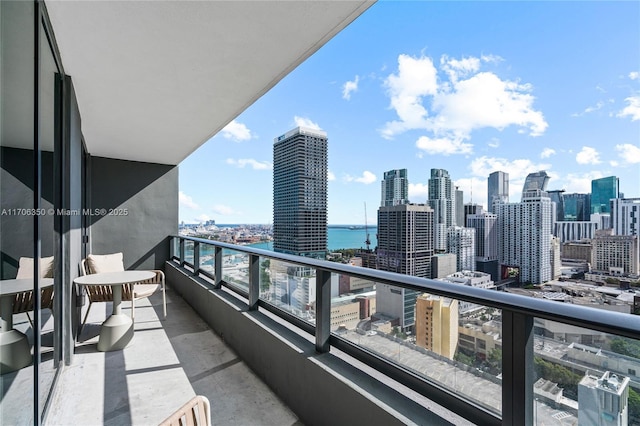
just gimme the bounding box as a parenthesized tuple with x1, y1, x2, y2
(89, 157, 177, 270)
(166, 262, 453, 426)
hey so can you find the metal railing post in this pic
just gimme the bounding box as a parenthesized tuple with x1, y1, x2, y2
(502, 310, 534, 426)
(315, 269, 331, 353)
(170, 236, 175, 259)
(214, 246, 223, 289)
(193, 241, 200, 275)
(248, 254, 260, 310)
(179, 238, 185, 267)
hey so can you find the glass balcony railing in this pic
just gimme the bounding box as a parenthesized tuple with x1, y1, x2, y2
(172, 235, 640, 425)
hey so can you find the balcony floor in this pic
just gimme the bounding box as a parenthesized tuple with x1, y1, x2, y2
(46, 285, 300, 425)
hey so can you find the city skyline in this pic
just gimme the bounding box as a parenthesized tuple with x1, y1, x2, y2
(179, 1, 639, 224)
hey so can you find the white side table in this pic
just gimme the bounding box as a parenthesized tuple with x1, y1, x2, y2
(74, 271, 154, 351)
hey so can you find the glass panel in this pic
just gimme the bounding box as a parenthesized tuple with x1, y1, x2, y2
(259, 259, 316, 324)
(184, 240, 194, 264)
(533, 318, 639, 425)
(221, 249, 249, 293)
(199, 243, 215, 274)
(331, 273, 502, 416)
(38, 15, 59, 419)
(0, 1, 36, 423)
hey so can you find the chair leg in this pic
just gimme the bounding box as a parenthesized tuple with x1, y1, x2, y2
(162, 283, 167, 319)
(81, 302, 93, 326)
(26, 311, 34, 328)
(131, 298, 135, 321)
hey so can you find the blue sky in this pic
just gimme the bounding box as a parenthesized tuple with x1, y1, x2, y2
(179, 1, 640, 225)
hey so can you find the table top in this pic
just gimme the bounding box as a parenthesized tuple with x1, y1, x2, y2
(74, 270, 155, 286)
(0, 278, 54, 297)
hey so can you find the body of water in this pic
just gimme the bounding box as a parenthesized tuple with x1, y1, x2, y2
(250, 226, 377, 251)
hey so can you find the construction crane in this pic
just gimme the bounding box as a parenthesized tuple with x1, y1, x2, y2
(364, 202, 371, 251)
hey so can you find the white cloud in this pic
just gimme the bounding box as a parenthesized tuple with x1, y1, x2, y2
(610, 160, 619, 167)
(618, 96, 640, 121)
(540, 148, 556, 159)
(380, 54, 438, 138)
(194, 214, 211, 223)
(615, 143, 640, 164)
(408, 183, 428, 201)
(629, 71, 639, 80)
(212, 204, 235, 216)
(345, 171, 377, 185)
(559, 172, 604, 194)
(575, 146, 601, 165)
(179, 191, 199, 210)
(454, 177, 487, 208)
(488, 138, 500, 148)
(294, 116, 322, 130)
(572, 101, 604, 117)
(415, 135, 473, 155)
(380, 53, 548, 146)
(328, 170, 336, 181)
(221, 120, 252, 142)
(226, 158, 272, 170)
(342, 75, 359, 100)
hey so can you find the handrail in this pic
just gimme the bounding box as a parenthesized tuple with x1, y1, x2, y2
(173, 235, 640, 340)
(171, 234, 640, 425)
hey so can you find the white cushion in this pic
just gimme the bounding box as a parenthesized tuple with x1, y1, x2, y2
(16, 256, 55, 279)
(86, 252, 125, 274)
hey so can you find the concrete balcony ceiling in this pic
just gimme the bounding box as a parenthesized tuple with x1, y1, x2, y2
(45, 0, 373, 165)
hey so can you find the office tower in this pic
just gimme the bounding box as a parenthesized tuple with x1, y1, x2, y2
(376, 203, 434, 330)
(381, 169, 409, 207)
(522, 170, 550, 194)
(415, 294, 458, 360)
(428, 169, 454, 251)
(591, 176, 620, 214)
(591, 229, 639, 275)
(578, 372, 629, 426)
(547, 189, 565, 222)
(488, 171, 509, 213)
(463, 203, 484, 227)
(467, 212, 499, 280)
(437, 271, 494, 313)
(431, 253, 457, 279)
(497, 190, 552, 284)
(455, 187, 464, 226)
(610, 198, 640, 236)
(446, 226, 475, 272)
(550, 236, 561, 279)
(563, 193, 591, 221)
(273, 126, 327, 258)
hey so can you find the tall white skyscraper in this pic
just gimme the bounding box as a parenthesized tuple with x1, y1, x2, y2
(488, 171, 509, 214)
(428, 168, 454, 251)
(446, 226, 475, 272)
(578, 371, 629, 426)
(381, 169, 409, 207)
(610, 198, 640, 236)
(497, 190, 552, 284)
(273, 127, 327, 258)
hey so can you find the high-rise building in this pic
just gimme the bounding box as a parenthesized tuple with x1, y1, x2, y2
(446, 226, 475, 272)
(455, 187, 464, 227)
(550, 236, 561, 280)
(273, 126, 327, 258)
(431, 253, 457, 279)
(467, 212, 499, 280)
(591, 176, 620, 214)
(428, 168, 454, 250)
(610, 198, 640, 236)
(497, 190, 552, 284)
(381, 169, 409, 207)
(554, 221, 599, 243)
(547, 189, 565, 222)
(578, 371, 629, 426)
(415, 294, 458, 360)
(522, 171, 550, 194)
(376, 203, 434, 329)
(591, 229, 639, 275)
(563, 193, 591, 221)
(463, 203, 484, 227)
(488, 171, 509, 213)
